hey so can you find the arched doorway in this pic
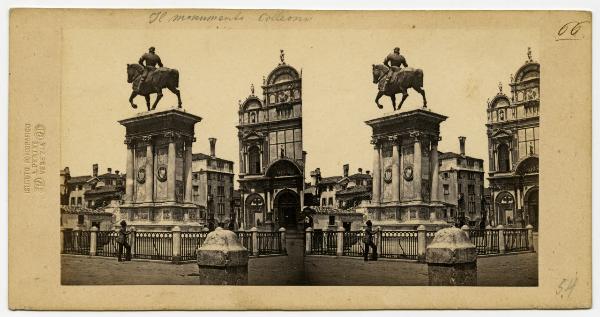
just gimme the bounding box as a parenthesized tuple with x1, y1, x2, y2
(495, 191, 515, 225)
(275, 190, 300, 229)
(245, 194, 265, 229)
(525, 188, 539, 231)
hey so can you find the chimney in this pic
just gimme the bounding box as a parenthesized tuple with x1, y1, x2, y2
(209, 138, 217, 157)
(310, 168, 321, 186)
(107, 167, 112, 174)
(93, 164, 98, 177)
(358, 168, 363, 174)
(115, 170, 120, 175)
(459, 136, 466, 156)
(343, 164, 349, 178)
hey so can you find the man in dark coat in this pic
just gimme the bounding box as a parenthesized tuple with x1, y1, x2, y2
(363, 220, 378, 261)
(117, 220, 132, 262)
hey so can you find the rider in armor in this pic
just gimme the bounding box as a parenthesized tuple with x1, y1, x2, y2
(137, 46, 163, 91)
(382, 47, 408, 91)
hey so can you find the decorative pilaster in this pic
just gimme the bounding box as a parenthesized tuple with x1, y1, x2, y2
(166, 131, 177, 202)
(411, 131, 423, 202)
(430, 137, 440, 202)
(124, 137, 135, 203)
(371, 138, 381, 204)
(184, 137, 194, 203)
(391, 136, 401, 203)
(142, 136, 154, 203)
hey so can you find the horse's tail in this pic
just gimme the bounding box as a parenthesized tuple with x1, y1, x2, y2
(171, 69, 179, 88)
(415, 69, 424, 88)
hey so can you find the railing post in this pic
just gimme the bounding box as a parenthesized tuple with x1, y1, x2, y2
(305, 227, 313, 255)
(129, 226, 136, 257)
(526, 224, 534, 251)
(336, 226, 345, 256)
(250, 227, 259, 256)
(89, 226, 98, 256)
(279, 227, 287, 254)
(172, 226, 181, 263)
(461, 225, 470, 239)
(73, 227, 81, 252)
(417, 225, 426, 262)
(497, 225, 506, 254)
(485, 225, 493, 253)
(376, 226, 382, 257)
(60, 227, 65, 254)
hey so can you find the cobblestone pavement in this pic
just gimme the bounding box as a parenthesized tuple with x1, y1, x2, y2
(62, 252, 537, 286)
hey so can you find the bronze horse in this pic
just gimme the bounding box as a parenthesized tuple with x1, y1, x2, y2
(127, 63, 182, 111)
(372, 64, 427, 111)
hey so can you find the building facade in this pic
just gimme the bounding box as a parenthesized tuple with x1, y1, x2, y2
(191, 138, 235, 229)
(64, 164, 125, 209)
(310, 165, 373, 210)
(437, 137, 485, 226)
(237, 51, 305, 231)
(486, 48, 539, 230)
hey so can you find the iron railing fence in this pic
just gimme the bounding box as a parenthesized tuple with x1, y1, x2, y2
(180, 232, 208, 261)
(134, 231, 173, 261)
(311, 230, 337, 255)
(96, 231, 119, 257)
(342, 231, 365, 257)
(63, 230, 91, 255)
(379, 230, 418, 260)
(236, 231, 253, 252)
(256, 232, 283, 255)
(504, 228, 529, 252)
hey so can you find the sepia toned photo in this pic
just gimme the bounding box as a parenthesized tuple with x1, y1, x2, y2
(8, 9, 591, 310)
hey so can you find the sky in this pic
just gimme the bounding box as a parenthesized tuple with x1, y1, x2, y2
(60, 25, 538, 187)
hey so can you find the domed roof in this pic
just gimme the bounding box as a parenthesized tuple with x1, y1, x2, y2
(488, 82, 511, 109)
(266, 64, 300, 86)
(240, 95, 263, 112)
(514, 47, 540, 83)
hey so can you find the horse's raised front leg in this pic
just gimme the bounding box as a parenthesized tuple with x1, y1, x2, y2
(152, 89, 163, 110)
(414, 87, 427, 108)
(168, 86, 182, 108)
(144, 95, 151, 111)
(390, 94, 397, 111)
(129, 91, 138, 109)
(375, 91, 384, 109)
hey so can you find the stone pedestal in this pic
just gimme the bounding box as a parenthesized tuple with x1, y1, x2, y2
(365, 109, 449, 230)
(426, 227, 477, 286)
(197, 227, 249, 285)
(118, 108, 203, 231)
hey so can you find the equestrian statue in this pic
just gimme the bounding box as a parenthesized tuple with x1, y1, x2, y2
(372, 47, 427, 111)
(127, 46, 182, 111)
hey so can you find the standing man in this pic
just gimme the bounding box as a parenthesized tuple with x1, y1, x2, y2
(137, 46, 164, 91)
(382, 47, 408, 91)
(117, 220, 132, 262)
(363, 220, 378, 261)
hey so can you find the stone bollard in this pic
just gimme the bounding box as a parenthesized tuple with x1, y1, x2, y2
(417, 225, 426, 262)
(305, 227, 313, 255)
(336, 226, 345, 256)
(196, 227, 249, 285)
(250, 227, 259, 256)
(172, 226, 182, 263)
(426, 227, 477, 286)
(485, 225, 493, 253)
(60, 228, 65, 253)
(526, 224, 534, 251)
(278, 227, 287, 254)
(90, 226, 98, 256)
(497, 225, 506, 254)
(461, 224, 470, 239)
(202, 227, 210, 233)
(129, 226, 136, 257)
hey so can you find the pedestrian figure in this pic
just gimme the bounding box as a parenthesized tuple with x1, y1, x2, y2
(117, 220, 132, 262)
(363, 220, 377, 261)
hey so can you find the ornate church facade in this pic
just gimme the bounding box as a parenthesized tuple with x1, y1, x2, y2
(486, 48, 539, 231)
(237, 51, 305, 231)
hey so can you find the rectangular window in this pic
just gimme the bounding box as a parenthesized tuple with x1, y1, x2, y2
(328, 197, 333, 206)
(328, 215, 335, 226)
(518, 126, 540, 158)
(218, 186, 225, 196)
(468, 184, 475, 195)
(70, 197, 75, 205)
(443, 184, 449, 195)
(322, 198, 327, 206)
(458, 184, 462, 194)
(193, 185, 199, 193)
(77, 215, 84, 225)
(77, 197, 82, 205)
